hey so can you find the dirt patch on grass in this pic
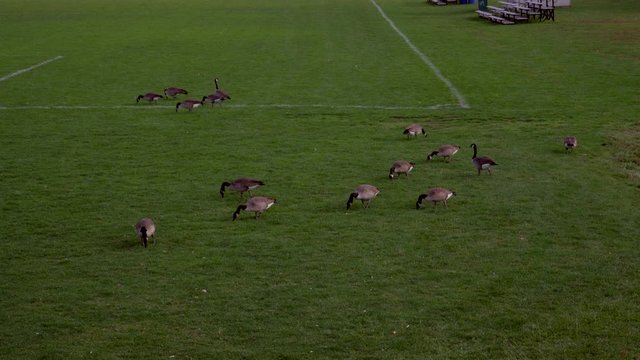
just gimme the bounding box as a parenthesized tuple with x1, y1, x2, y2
(608, 124, 640, 187)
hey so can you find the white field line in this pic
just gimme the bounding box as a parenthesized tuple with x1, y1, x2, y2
(368, 0, 470, 109)
(0, 55, 64, 83)
(0, 103, 457, 111)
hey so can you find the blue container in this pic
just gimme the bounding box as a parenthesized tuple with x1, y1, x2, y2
(459, 0, 475, 3)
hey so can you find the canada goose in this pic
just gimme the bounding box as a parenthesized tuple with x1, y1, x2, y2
(134, 218, 156, 248)
(202, 92, 230, 107)
(346, 184, 380, 210)
(416, 188, 456, 209)
(403, 124, 427, 138)
(564, 136, 578, 152)
(470, 143, 497, 175)
(175, 100, 203, 112)
(214, 78, 231, 101)
(220, 177, 265, 198)
(389, 160, 415, 179)
(164, 87, 188, 98)
(427, 144, 460, 162)
(136, 93, 163, 103)
(233, 196, 277, 221)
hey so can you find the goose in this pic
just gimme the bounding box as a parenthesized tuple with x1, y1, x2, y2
(202, 92, 230, 107)
(136, 93, 163, 103)
(134, 218, 156, 248)
(403, 124, 427, 138)
(427, 144, 460, 162)
(416, 188, 456, 209)
(175, 100, 204, 112)
(164, 87, 188, 98)
(389, 160, 415, 179)
(233, 196, 277, 221)
(214, 78, 231, 101)
(564, 136, 578, 152)
(470, 143, 497, 175)
(220, 177, 265, 198)
(346, 184, 380, 210)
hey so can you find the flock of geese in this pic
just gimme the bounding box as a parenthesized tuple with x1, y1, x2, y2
(132, 102, 579, 247)
(136, 78, 231, 112)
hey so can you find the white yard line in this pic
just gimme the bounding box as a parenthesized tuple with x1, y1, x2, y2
(229, 103, 454, 110)
(0, 55, 64, 83)
(368, 0, 470, 109)
(0, 103, 456, 111)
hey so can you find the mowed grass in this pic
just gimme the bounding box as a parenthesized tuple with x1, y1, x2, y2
(1, 0, 639, 358)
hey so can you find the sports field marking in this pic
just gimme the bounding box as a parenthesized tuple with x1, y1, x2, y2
(0, 103, 456, 111)
(0, 55, 64, 83)
(368, 0, 470, 109)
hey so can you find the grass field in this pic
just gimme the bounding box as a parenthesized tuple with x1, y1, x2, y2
(1, 0, 639, 358)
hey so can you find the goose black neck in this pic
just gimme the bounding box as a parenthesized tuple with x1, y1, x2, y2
(140, 227, 148, 247)
(220, 182, 231, 197)
(416, 194, 427, 209)
(346, 192, 357, 210)
(233, 204, 247, 221)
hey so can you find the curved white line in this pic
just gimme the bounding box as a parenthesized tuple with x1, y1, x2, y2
(369, 0, 469, 109)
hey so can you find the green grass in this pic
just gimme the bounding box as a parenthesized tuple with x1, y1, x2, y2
(1, 0, 639, 358)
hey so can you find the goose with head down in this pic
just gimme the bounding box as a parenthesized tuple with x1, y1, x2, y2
(164, 87, 188, 98)
(403, 124, 427, 138)
(176, 99, 204, 112)
(389, 160, 415, 179)
(134, 218, 156, 248)
(346, 184, 380, 210)
(220, 177, 265, 198)
(416, 188, 456, 209)
(233, 196, 277, 221)
(427, 144, 460, 162)
(136, 93, 163, 103)
(564, 136, 578, 152)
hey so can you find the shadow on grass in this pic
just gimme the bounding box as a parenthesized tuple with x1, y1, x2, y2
(115, 236, 150, 250)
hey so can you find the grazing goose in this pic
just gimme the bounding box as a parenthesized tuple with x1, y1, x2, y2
(346, 184, 380, 210)
(427, 144, 460, 162)
(164, 87, 188, 98)
(220, 177, 265, 198)
(470, 143, 497, 175)
(175, 100, 204, 112)
(564, 136, 578, 152)
(389, 160, 415, 179)
(416, 188, 456, 209)
(136, 93, 163, 103)
(233, 196, 277, 221)
(134, 218, 156, 248)
(403, 124, 427, 138)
